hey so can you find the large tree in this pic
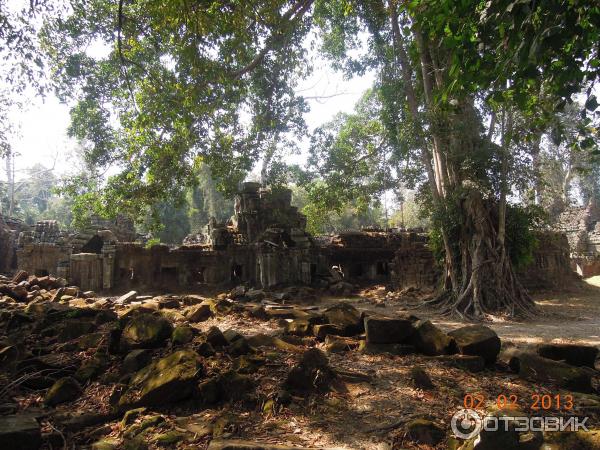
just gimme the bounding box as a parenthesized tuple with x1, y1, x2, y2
(42, 0, 599, 317)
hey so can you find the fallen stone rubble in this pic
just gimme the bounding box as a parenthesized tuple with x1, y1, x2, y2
(1, 272, 599, 449)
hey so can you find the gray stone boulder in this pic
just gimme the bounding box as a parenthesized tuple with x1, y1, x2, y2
(507, 349, 595, 393)
(409, 320, 455, 356)
(119, 349, 203, 408)
(537, 343, 598, 368)
(358, 341, 416, 356)
(323, 302, 363, 336)
(313, 324, 345, 341)
(285, 348, 336, 392)
(206, 326, 229, 348)
(364, 314, 416, 344)
(0, 414, 41, 450)
(45, 376, 83, 406)
(448, 325, 501, 364)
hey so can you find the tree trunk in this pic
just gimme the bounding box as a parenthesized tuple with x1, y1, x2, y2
(530, 132, 542, 205)
(387, 2, 536, 318)
(432, 190, 536, 318)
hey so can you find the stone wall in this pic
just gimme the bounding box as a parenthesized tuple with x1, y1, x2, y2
(0, 217, 14, 273)
(553, 201, 600, 276)
(386, 230, 578, 291)
(516, 231, 580, 290)
(0, 215, 28, 273)
(393, 238, 440, 290)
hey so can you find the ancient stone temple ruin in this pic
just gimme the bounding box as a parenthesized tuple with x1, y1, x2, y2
(5, 182, 579, 292)
(554, 201, 600, 276)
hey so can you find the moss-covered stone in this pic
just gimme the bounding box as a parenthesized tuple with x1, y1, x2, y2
(123, 415, 164, 439)
(171, 325, 194, 345)
(154, 430, 186, 447)
(91, 438, 120, 450)
(119, 350, 202, 408)
(121, 313, 173, 349)
(543, 430, 600, 449)
(405, 419, 445, 446)
(285, 348, 336, 392)
(45, 377, 82, 406)
(409, 320, 454, 356)
(75, 354, 108, 383)
(120, 407, 147, 428)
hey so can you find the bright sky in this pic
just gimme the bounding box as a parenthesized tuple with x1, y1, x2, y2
(4, 58, 374, 181)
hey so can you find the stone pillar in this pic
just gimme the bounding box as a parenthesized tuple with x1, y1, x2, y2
(101, 244, 116, 290)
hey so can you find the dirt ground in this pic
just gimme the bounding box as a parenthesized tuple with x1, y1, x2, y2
(418, 277, 600, 347)
(177, 279, 600, 449)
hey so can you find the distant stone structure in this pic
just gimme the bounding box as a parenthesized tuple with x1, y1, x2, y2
(10, 183, 579, 292)
(0, 214, 28, 273)
(554, 200, 600, 276)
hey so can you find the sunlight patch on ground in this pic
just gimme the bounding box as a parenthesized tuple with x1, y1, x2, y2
(584, 276, 600, 288)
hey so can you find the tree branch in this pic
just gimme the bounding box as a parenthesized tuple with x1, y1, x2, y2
(232, 0, 313, 78)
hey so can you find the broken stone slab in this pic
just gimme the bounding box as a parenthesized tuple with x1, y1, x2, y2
(157, 296, 180, 309)
(506, 349, 596, 392)
(208, 440, 322, 450)
(118, 349, 203, 408)
(324, 335, 360, 353)
(182, 294, 207, 306)
(285, 319, 313, 336)
(223, 329, 244, 343)
(364, 314, 416, 344)
(184, 303, 213, 322)
(122, 349, 152, 374)
(246, 333, 302, 352)
(12, 270, 29, 284)
(206, 326, 229, 348)
(448, 324, 501, 365)
(433, 354, 486, 373)
(358, 341, 416, 356)
(116, 291, 138, 304)
(409, 320, 455, 356)
(246, 288, 265, 301)
(285, 348, 337, 392)
(323, 302, 363, 336)
(537, 343, 599, 368)
(313, 324, 345, 340)
(0, 414, 41, 450)
(172, 325, 195, 345)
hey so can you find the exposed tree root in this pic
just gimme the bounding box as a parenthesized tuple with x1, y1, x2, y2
(424, 190, 537, 320)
